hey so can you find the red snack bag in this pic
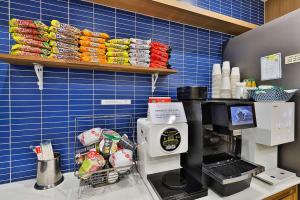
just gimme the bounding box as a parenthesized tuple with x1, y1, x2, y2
(150, 62, 167, 68)
(11, 44, 50, 55)
(151, 53, 169, 63)
(9, 27, 47, 35)
(151, 49, 169, 58)
(150, 41, 169, 49)
(12, 33, 49, 42)
(13, 38, 51, 50)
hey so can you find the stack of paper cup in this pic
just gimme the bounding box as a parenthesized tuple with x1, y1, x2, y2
(212, 64, 222, 98)
(220, 61, 231, 98)
(230, 67, 240, 98)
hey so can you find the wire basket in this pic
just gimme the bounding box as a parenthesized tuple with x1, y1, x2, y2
(248, 87, 297, 102)
(74, 115, 136, 197)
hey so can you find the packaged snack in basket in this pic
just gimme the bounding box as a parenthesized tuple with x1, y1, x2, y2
(78, 150, 106, 177)
(108, 38, 130, 45)
(51, 20, 80, 35)
(102, 129, 121, 141)
(79, 40, 106, 49)
(98, 138, 118, 158)
(79, 46, 106, 54)
(106, 51, 129, 57)
(130, 38, 151, 45)
(77, 128, 102, 146)
(11, 44, 50, 55)
(52, 46, 79, 54)
(9, 18, 48, 31)
(49, 26, 80, 38)
(109, 149, 133, 170)
(129, 44, 150, 50)
(49, 40, 79, 50)
(10, 50, 48, 58)
(118, 134, 135, 151)
(13, 37, 51, 50)
(47, 33, 78, 45)
(105, 42, 129, 50)
(9, 27, 47, 35)
(12, 33, 49, 42)
(107, 47, 127, 52)
(107, 57, 129, 63)
(82, 29, 110, 39)
(79, 36, 106, 43)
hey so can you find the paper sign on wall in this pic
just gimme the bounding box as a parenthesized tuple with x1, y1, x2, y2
(260, 53, 282, 81)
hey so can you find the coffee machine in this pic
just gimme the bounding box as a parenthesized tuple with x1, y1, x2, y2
(177, 86, 264, 196)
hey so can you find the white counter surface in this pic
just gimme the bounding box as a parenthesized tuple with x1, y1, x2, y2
(0, 172, 299, 200)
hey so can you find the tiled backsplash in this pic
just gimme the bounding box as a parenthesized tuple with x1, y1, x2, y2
(0, 0, 264, 184)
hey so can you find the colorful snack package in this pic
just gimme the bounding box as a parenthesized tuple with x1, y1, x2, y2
(151, 53, 169, 63)
(12, 33, 49, 42)
(47, 33, 78, 45)
(129, 44, 150, 50)
(13, 37, 51, 50)
(129, 49, 150, 54)
(107, 57, 129, 63)
(52, 46, 79, 54)
(78, 150, 106, 177)
(9, 18, 48, 31)
(107, 47, 127, 52)
(79, 40, 106, 49)
(49, 40, 79, 50)
(49, 54, 80, 61)
(79, 36, 106, 43)
(129, 60, 149, 67)
(106, 51, 129, 57)
(107, 60, 130, 65)
(80, 52, 105, 58)
(129, 52, 150, 58)
(51, 20, 80, 35)
(9, 27, 46, 35)
(10, 50, 48, 58)
(130, 57, 150, 63)
(130, 38, 151, 45)
(105, 42, 128, 50)
(79, 46, 106, 54)
(77, 128, 102, 146)
(150, 41, 169, 49)
(81, 56, 107, 63)
(80, 54, 106, 60)
(150, 60, 169, 68)
(150, 62, 167, 68)
(11, 44, 50, 55)
(151, 49, 169, 58)
(82, 29, 110, 39)
(151, 46, 171, 53)
(49, 26, 80, 38)
(108, 38, 130, 45)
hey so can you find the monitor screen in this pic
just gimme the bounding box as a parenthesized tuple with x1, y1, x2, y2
(230, 106, 254, 126)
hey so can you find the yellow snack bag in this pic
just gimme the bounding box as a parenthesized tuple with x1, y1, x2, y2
(105, 42, 128, 50)
(79, 46, 106, 54)
(107, 57, 129, 63)
(107, 47, 127, 52)
(108, 38, 130, 45)
(106, 51, 129, 57)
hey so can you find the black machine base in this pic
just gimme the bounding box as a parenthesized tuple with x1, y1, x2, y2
(147, 169, 208, 200)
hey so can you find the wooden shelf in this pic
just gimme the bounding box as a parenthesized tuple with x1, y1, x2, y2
(0, 54, 176, 75)
(87, 0, 258, 35)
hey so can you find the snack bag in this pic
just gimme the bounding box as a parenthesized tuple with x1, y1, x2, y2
(13, 37, 51, 50)
(105, 42, 128, 50)
(107, 57, 129, 63)
(78, 150, 106, 177)
(98, 138, 118, 158)
(79, 46, 106, 54)
(107, 60, 130, 65)
(82, 29, 110, 39)
(80, 54, 106, 60)
(129, 61, 149, 67)
(10, 50, 48, 58)
(106, 51, 129, 57)
(11, 44, 50, 55)
(9, 27, 46, 35)
(151, 49, 169, 58)
(130, 57, 150, 63)
(129, 44, 150, 50)
(47, 32, 78, 45)
(107, 47, 127, 52)
(52, 46, 79, 54)
(77, 128, 102, 146)
(151, 53, 169, 63)
(48, 54, 80, 61)
(12, 33, 49, 42)
(81, 52, 106, 57)
(51, 20, 80, 34)
(108, 38, 130, 45)
(79, 36, 106, 43)
(49, 26, 80, 38)
(129, 49, 150, 54)
(109, 149, 133, 169)
(9, 18, 48, 31)
(129, 52, 150, 58)
(79, 40, 106, 49)
(150, 41, 169, 49)
(81, 56, 107, 63)
(130, 38, 151, 45)
(49, 40, 79, 50)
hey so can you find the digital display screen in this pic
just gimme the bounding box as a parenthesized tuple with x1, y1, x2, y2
(230, 106, 254, 126)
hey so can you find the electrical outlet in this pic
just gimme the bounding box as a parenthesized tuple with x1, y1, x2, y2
(285, 53, 300, 64)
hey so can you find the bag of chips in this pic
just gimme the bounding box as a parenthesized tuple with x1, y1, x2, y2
(82, 29, 110, 39)
(51, 20, 80, 35)
(79, 40, 106, 49)
(79, 36, 106, 43)
(108, 38, 130, 45)
(47, 33, 78, 45)
(129, 44, 150, 50)
(11, 44, 50, 55)
(52, 46, 79, 54)
(12, 33, 49, 42)
(107, 57, 129, 63)
(9, 27, 47, 35)
(13, 37, 51, 50)
(49, 26, 80, 38)
(79, 46, 106, 54)
(107, 47, 127, 52)
(81, 56, 107, 63)
(49, 40, 79, 50)
(130, 38, 151, 45)
(106, 51, 129, 57)
(105, 42, 129, 50)
(10, 50, 48, 58)
(9, 18, 48, 31)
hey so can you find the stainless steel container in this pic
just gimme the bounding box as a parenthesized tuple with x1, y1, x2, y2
(34, 152, 64, 190)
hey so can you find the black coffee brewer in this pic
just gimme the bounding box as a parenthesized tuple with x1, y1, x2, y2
(177, 86, 264, 197)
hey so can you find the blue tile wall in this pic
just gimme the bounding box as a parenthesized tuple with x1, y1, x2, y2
(0, 0, 264, 184)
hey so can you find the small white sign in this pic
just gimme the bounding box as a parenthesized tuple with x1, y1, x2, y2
(285, 53, 300, 64)
(261, 53, 282, 81)
(148, 102, 187, 125)
(101, 99, 131, 105)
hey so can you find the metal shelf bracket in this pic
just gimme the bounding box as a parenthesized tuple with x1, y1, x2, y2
(33, 63, 43, 91)
(152, 73, 159, 93)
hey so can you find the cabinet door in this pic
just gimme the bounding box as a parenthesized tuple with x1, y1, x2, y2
(264, 185, 298, 200)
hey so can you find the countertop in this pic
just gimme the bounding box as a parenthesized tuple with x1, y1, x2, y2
(0, 172, 299, 200)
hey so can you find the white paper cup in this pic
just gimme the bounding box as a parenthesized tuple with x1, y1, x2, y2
(212, 64, 222, 75)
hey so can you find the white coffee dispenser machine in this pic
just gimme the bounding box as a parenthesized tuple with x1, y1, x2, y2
(242, 102, 296, 184)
